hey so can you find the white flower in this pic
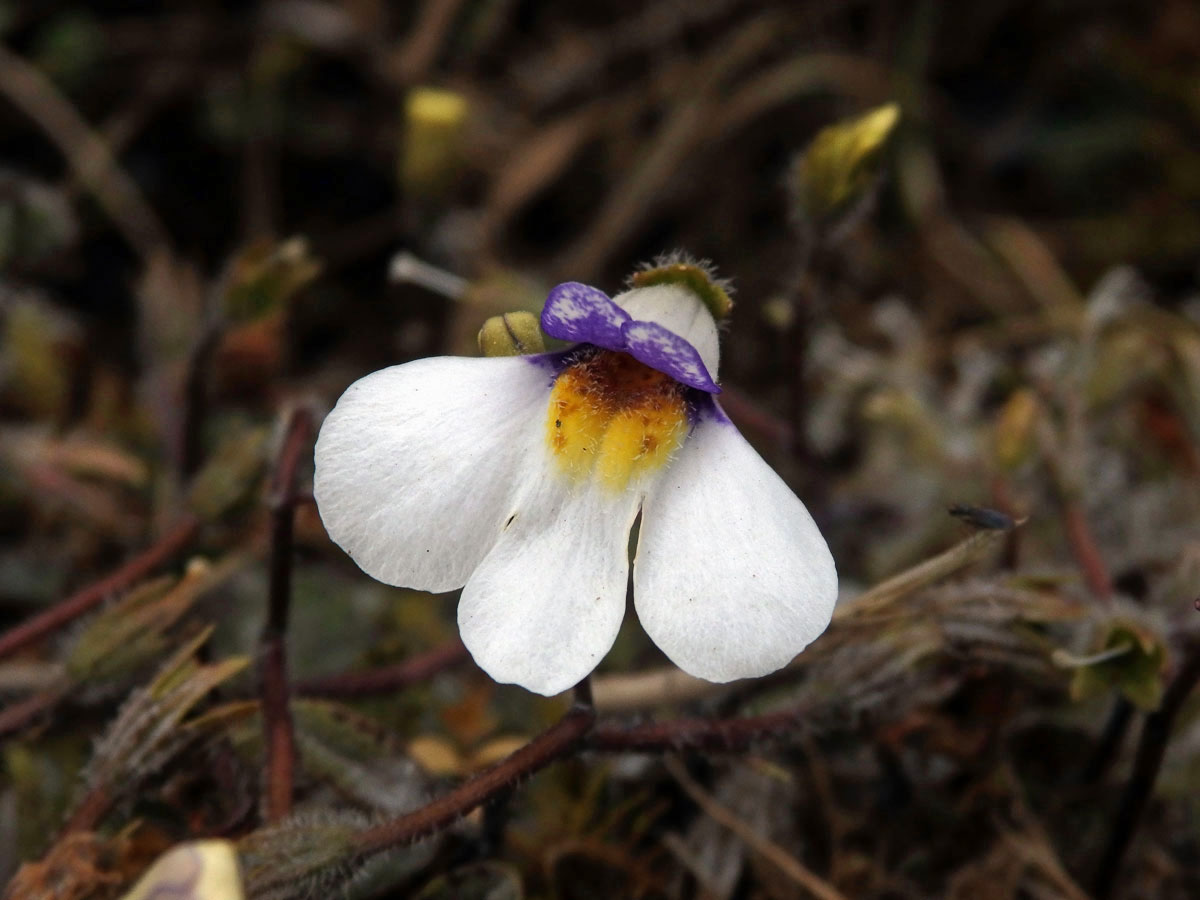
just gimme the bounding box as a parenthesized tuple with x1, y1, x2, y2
(313, 277, 837, 696)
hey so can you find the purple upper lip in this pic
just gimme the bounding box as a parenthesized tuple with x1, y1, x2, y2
(539, 282, 720, 394)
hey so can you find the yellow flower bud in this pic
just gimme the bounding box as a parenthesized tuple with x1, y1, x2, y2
(400, 87, 468, 196)
(477, 311, 546, 357)
(792, 103, 900, 229)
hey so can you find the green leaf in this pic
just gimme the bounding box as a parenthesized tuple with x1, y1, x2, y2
(63, 556, 248, 687)
(78, 629, 250, 805)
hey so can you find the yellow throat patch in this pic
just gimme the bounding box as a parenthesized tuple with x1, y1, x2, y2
(547, 350, 690, 490)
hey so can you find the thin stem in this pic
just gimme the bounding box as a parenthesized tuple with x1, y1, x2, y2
(666, 757, 850, 900)
(392, 0, 471, 85)
(387, 251, 468, 299)
(1092, 641, 1200, 897)
(1036, 408, 1113, 604)
(266, 410, 313, 628)
(354, 703, 594, 856)
(295, 638, 469, 698)
(259, 408, 313, 823)
(0, 516, 199, 662)
(1061, 499, 1114, 602)
(260, 638, 294, 823)
(1078, 697, 1134, 786)
(0, 690, 62, 738)
(0, 44, 170, 261)
(836, 527, 1011, 621)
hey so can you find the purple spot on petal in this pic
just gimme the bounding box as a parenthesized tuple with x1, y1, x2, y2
(540, 282, 630, 351)
(621, 320, 719, 393)
(693, 393, 732, 424)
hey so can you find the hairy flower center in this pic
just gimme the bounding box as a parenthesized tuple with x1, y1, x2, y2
(546, 349, 690, 490)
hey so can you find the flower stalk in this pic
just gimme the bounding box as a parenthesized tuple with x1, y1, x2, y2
(352, 702, 596, 857)
(1093, 639, 1200, 897)
(260, 407, 313, 822)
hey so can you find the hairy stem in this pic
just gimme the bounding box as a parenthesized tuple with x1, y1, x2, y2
(354, 703, 595, 856)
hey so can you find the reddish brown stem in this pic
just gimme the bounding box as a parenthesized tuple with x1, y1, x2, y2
(587, 707, 807, 753)
(59, 786, 113, 836)
(0, 689, 62, 738)
(259, 408, 313, 823)
(1062, 500, 1113, 601)
(295, 638, 470, 698)
(260, 637, 294, 822)
(354, 703, 595, 855)
(0, 516, 199, 662)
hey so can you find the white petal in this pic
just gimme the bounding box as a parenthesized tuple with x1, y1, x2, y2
(634, 410, 837, 682)
(458, 475, 642, 696)
(313, 355, 552, 592)
(121, 840, 244, 900)
(612, 285, 720, 381)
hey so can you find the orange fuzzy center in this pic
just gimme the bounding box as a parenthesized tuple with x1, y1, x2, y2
(546, 350, 690, 490)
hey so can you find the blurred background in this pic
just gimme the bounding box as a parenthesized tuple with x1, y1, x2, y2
(2, 1, 1200, 898)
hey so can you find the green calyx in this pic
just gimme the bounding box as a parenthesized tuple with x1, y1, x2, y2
(477, 311, 546, 357)
(631, 260, 733, 321)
